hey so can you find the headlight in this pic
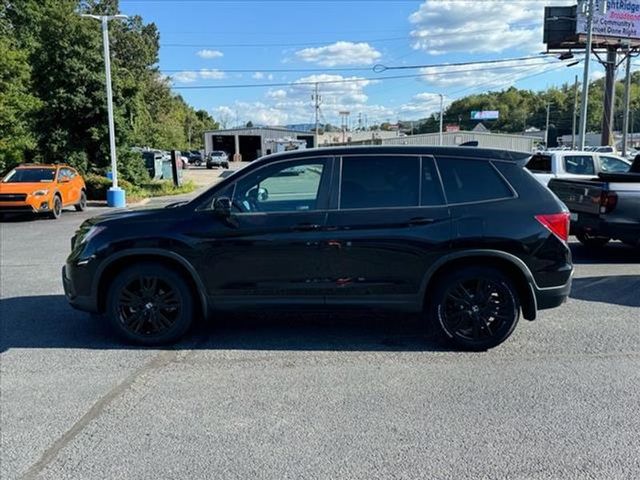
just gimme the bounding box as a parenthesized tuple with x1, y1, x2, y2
(33, 189, 49, 197)
(80, 225, 106, 245)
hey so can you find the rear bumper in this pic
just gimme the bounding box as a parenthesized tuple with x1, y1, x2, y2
(571, 215, 640, 241)
(534, 276, 572, 311)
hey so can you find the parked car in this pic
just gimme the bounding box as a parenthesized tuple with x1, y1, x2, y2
(189, 150, 204, 166)
(525, 150, 630, 186)
(63, 146, 573, 350)
(548, 155, 640, 248)
(0, 164, 86, 219)
(206, 151, 229, 169)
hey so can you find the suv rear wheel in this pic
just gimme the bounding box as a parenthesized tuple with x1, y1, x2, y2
(106, 264, 194, 345)
(430, 266, 520, 351)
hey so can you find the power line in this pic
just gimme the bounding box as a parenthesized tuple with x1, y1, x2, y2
(162, 54, 556, 75)
(170, 60, 564, 90)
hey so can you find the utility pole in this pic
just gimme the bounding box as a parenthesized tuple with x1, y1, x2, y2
(572, 75, 579, 150)
(578, 0, 595, 151)
(312, 82, 321, 147)
(439, 94, 444, 146)
(621, 48, 632, 157)
(545, 101, 551, 147)
(80, 13, 128, 208)
(601, 47, 618, 146)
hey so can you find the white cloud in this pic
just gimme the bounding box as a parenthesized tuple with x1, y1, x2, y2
(267, 89, 288, 99)
(253, 72, 274, 80)
(296, 41, 382, 67)
(171, 69, 226, 83)
(409, 0, 574, 54)
(212, 74, 395, 127)
(199, 69, 226, 80)
(172, 71, 198, 83)
(399, 92, 446, 119)
(418, 58, 561, 89)
(197, 49, 223, 59)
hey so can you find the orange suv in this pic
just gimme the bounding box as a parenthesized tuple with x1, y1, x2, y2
(0, 164, 87, 219)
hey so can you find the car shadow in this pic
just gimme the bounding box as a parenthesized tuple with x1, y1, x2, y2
(571, 275, 640, 307)
(570, 241, 640, 265)
(0, 295, 452, 353)
(0, 213, 48, 223)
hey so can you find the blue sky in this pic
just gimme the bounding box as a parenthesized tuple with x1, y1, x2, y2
(118, 0, 625, 127)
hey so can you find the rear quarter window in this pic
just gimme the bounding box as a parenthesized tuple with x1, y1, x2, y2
(437, 158, 514, 204)
(526, 154, 552, 173)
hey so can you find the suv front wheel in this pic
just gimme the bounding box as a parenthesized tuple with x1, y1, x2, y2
(106, 263, 194, 345)
(430, 266, 520, 351)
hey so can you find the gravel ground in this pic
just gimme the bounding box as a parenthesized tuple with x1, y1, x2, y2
(1, 194, 639, 480)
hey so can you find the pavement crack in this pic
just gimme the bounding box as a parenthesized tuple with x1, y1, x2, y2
(18, 350, 178, 480)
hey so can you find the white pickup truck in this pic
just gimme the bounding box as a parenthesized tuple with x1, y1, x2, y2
(525, 151, 631, 186)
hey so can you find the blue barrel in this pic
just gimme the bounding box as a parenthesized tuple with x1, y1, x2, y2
(107, 187, 126, 208)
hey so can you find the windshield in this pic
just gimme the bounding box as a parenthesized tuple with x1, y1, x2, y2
(2, 168, 56, 183)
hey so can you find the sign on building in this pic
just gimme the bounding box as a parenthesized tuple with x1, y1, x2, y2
(471, 111, 500, 120)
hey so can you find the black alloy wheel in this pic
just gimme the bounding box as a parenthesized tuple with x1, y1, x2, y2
(49, 195, 62, 219)
(75, 191, 87, 212)
(107, 264, 194, 345)
(432, 267, 520, 351)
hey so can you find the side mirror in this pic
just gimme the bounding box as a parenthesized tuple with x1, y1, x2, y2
(213, 196, 232, 217)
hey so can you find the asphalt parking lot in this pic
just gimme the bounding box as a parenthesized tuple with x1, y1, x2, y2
(1, 182, 640, 479)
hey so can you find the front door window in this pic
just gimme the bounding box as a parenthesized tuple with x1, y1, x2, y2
(232, 159, 329, 213)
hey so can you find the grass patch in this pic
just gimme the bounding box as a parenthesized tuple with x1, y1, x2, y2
(127, 180, 196, 203)
(85, 174, 196, 203)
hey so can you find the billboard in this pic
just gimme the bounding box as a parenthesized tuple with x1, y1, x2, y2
(445, 124, 460, 132)
(577, 0, 640, 41)
(471, 111, 499, 120)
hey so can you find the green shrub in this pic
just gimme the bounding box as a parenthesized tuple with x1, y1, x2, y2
(84, 173, 134, 200)
(117, 149, 150, 185)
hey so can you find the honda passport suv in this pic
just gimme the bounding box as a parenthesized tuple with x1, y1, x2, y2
(63, 146, 573, 350)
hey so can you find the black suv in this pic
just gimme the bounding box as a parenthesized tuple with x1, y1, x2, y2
(63, 146, 573, 350)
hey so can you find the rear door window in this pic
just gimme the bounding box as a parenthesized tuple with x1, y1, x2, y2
(526, 154, 552, 173)
(600, 156, 630, 173)
(564, 155, 595, 175)
(421, 156, 446, 206)
(340, 156, 420, 209)
(436, 158, 513, 204)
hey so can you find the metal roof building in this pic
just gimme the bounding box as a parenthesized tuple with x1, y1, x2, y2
(380, 131, 537, 152)
(203, 127, 316, 162)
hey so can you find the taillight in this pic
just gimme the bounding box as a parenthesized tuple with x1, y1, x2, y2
(535, 212, 570, 243)
(599, 191, 618, 214)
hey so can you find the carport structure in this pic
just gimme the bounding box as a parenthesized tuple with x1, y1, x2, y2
(203, 127, 315, 162)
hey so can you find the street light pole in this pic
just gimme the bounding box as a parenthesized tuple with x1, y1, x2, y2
(578, 0, 594, 151)
(439, 94, 444, 146)
(81, 13, 128, 207)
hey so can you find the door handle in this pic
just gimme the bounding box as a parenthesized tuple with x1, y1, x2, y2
(408, 217, 435, 226)
(293, 223, 320, 231)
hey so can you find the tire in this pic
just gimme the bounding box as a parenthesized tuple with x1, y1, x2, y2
(206, 164, 213, 170)
(429, 266, 520, 351)
(223, 163, 229, 169)
(75, 191, 87, 212)
(106, 263, 194, 345)
(49, 195, 62, 219)
(577, 233, 610, 248)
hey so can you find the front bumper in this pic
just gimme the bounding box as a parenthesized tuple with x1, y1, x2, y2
(62, 265, 98, 313)
(0, 199, 51, 214)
